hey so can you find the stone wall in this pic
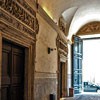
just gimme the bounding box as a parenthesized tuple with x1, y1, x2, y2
(34, 73, 57, 100)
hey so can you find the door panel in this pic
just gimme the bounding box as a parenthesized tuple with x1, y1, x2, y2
(12, 51, 24, 84)
(1, 40, 25, 100)
(12, 86, 23, 100)
(59, 62, 65, 97)
(2, 43, 11, 85)
(1, 86, 10, 100)
(2, 42, 11, 100)
(72, 35, 83, 94)
(59, 62, 62, 97)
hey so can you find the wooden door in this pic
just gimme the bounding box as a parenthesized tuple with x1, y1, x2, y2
(59, 62, 65, 97)
(1, 40, 25, 100)
(59, 62, 63, 97)
(72, 35, 83, 94)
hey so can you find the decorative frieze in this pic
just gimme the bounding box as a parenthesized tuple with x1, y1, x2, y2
(59, 17, 67, 35)
(17, 0, 36, 16)
(1, 0, 39, 36)
(77, 22, 100, 35)
(0, 10, 36, 38)
(56, 36, 68, 59)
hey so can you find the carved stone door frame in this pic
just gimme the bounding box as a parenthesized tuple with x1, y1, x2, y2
(0, 31, 36, 100)
(0, 1, 39, 100)
(56, 36, 68, 99)
(57, 54, 68, 99)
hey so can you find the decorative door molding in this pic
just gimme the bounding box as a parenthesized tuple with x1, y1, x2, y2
(0, 1, 39, 100)
(56, 35, 68, 99)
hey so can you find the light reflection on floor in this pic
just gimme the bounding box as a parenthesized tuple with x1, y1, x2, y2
(61, 92, 100, 100)
(74, 92, 100, 100)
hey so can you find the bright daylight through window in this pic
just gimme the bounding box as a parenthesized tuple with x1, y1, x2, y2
(83, 39, 100, 92)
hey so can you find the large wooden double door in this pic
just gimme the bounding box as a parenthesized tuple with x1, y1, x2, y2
(72, 35, 83, 94)
(1, 40, 25, 100)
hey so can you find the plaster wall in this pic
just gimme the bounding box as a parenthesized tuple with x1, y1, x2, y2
(34, 14, 58, 100)
(35, 14, 57, 73)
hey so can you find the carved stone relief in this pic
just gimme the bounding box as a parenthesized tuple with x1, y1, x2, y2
(17, 0, 36, 16)
(77, 22, 100, 35)
(0, 0, 39, 37)
(56, 35, 68, 60)
(59, 17, 66, 34)
(59, 17, 69, 36)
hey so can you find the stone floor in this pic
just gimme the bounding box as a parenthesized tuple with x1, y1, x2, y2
(74, 92, 100, 100)
(61, 92, 100, 100)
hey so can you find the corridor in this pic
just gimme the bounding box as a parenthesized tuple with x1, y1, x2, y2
(1, 0, 100, 100)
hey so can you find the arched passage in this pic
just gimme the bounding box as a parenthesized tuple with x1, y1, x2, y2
(71, 21, 100, 94)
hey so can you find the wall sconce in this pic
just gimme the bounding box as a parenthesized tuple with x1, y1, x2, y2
(48, 47, 56, 54)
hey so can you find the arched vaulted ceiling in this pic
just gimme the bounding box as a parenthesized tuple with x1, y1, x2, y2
(68, 4, 100, 40)
(61, 7, 78, 23)
(59, 7, 78, 36)
(37, 0, 100, 41)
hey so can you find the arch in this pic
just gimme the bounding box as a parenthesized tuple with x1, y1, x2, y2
(68, 4, 100, 40)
